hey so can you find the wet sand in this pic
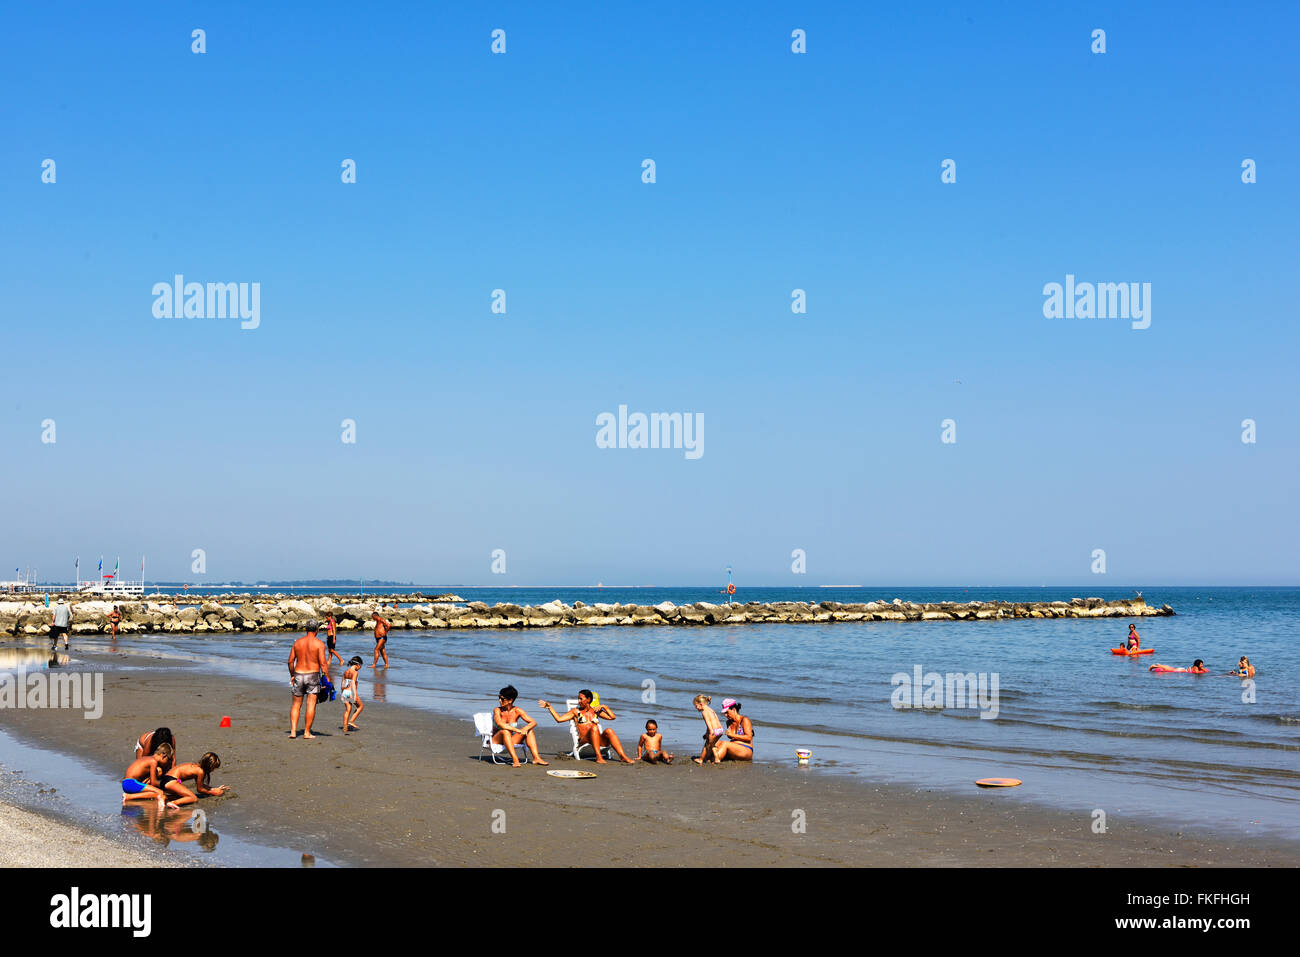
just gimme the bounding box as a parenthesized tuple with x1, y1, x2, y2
(2, 650, 1297, 867)
(0, 802, 173, 868)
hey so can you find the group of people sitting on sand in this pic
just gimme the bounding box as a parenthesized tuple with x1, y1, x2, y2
(121, 726, 230, 808)
(488, 686, 755, 768)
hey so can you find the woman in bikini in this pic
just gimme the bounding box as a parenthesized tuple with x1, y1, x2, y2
(538, 690, 635, 764)
(712, 698, 754, 763)
(492, 685, 549, 767)
(135, 727, 178, 773)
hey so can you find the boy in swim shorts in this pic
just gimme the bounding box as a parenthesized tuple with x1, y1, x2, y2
(122, 743, 180, 807)
(637, 719, 674, 764)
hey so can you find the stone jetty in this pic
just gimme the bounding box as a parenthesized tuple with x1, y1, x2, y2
(0, 594, 1173, 637)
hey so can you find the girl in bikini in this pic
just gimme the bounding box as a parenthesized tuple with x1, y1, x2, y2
(539, 690, 635, 764)
(712, 699, 754, 763)
(692, 694, 725, 764)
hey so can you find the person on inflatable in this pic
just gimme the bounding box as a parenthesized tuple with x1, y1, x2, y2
(1149, 658, 1209, 674)
(1126, 624, 1141, 650)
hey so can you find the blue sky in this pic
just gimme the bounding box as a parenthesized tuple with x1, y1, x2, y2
(2, 1, 1296, 585)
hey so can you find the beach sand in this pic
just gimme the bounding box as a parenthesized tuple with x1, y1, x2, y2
(1, 650, 1297, 867)
(0, 801, 174, 868)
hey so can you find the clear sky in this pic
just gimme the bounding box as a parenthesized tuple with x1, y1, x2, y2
(2, 2, 1296, 585)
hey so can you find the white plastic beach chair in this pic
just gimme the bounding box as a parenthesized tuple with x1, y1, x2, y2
(565, 698, 613, 761)
(473, 711, 531, 765)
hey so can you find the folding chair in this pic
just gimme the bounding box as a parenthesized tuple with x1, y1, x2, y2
(474, 711, 531, 764)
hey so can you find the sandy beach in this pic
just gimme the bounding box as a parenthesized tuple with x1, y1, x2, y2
(0, 802, 174, 868)
(1, 648, 1297, 868)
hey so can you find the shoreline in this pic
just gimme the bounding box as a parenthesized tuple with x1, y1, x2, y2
(0, 648, 1294, 868)
(0, 801, 176, 869)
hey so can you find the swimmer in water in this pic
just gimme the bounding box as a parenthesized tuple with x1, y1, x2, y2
(1229, 656, 1255, 678)
(1149, 659, 1209, 674)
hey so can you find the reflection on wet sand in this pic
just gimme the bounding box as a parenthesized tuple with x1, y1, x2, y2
(0, 647, 70, 671)
(122, 801, 220, 851)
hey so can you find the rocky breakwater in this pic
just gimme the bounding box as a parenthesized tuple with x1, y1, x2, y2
(0, 594, 461, 638)
(0, 595, 1173, 637)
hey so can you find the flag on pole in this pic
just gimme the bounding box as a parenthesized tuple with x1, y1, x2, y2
(98, 557, 103, 573)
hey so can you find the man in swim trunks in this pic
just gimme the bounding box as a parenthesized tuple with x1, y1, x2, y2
(50, 597, 71, 650)
(288, 620, 330, 739)
(372, 611, 391, 669)
(323, 613, 343, 667)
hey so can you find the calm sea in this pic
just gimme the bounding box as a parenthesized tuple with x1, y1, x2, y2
(19, 585, 1300, 840)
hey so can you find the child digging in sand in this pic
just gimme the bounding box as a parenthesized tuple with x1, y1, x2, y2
(692, 694, 725, 764)
(166, 752, 231, 801)
(637, 719, 674, 764)
(341, 656, 364, 733)
(122, 743, 181, 808)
